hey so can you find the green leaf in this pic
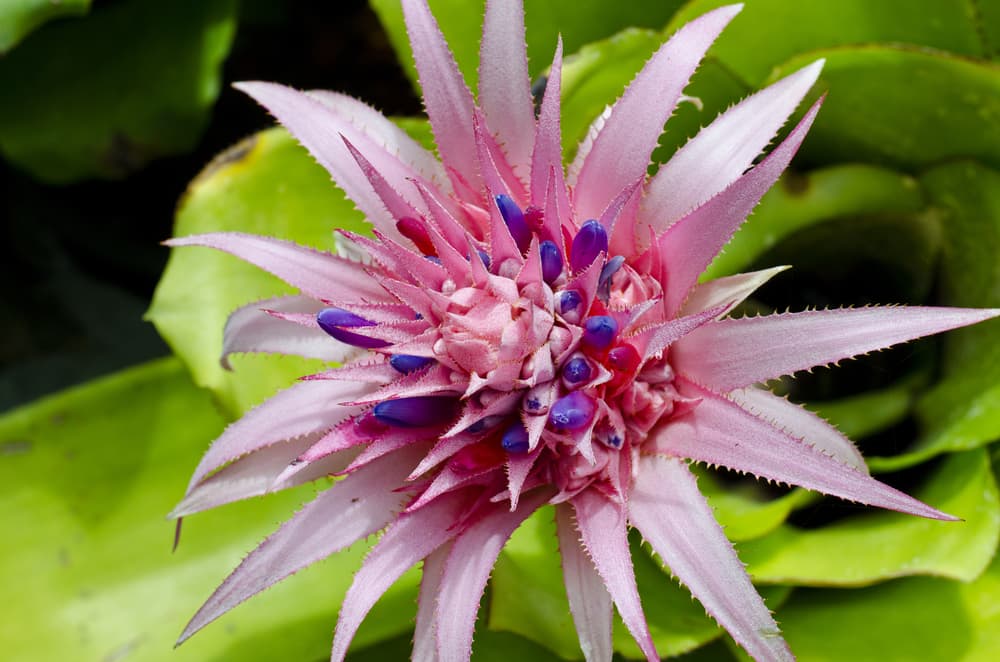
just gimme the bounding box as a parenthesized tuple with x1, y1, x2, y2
(0, 358, 418, 661)
(773, 47, 1000, 173)
(369, 0, 686, 91)
(806, 371, 928, 448)
(704, 164, 924, 280)
(147, 127, 370, 417)
(870, 162, 1000, 472)
(668, 0, 989, 87)
(0, 0, 237, 183)
(738, 448, 1000, 586)
(489, 506, 790, 660)
(0, 0, 90, 53)
(694, 467, 812, 542)
(746, 208, 944, 304)
(774, 546, 1000, 661)
(488, 507, 590, 660)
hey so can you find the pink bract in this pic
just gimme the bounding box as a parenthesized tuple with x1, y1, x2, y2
(167, 2, 1000, 660)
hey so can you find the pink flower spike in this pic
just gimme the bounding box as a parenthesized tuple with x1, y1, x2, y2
(658, 97, 823, 316)
(556, 503, 613, 662)
(177, 445, 425, 646)
(166, 3, 1000, 661)
(673, 305, 1000, 392)
(330, 491, 468, 661)
(657, 378, 957, 521)
(571, 4, 742, 220)
(572, 490, 658, 661)
(434, 491, 550, 662)
(478, 0, 535, 179)
(630, 456, 793, 662)
(641, 59, 825, 232)
(165, 232, 387, 302)
(401, 0, 480, 194)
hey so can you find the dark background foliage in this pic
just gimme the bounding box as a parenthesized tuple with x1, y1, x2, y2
(0, 0, 418, 411)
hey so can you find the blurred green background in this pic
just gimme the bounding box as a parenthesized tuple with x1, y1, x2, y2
(2, 1, 998, 660)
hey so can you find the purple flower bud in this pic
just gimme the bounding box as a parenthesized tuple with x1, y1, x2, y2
(317, 307, 373, 329)
(469, 248, 492, 270)
(495, 194, 531, 253)
(389, 354, 435, 374)
(373, 396, 458, 428)
(317, 308, 390, 349)
(501, 421, 530, 453)
(582, 315, 619, 351)
(562, 355, 592, 384)
(522, 383, 551, 414)
(548, 391, 597, 431)
(598, 431, 623, 449)
(539, 240, 563, 283)
(557, 289, 583, 318)
(570, 220, 608, 272)
(597, 255, 625, 301)
(466, 415, 505, 433)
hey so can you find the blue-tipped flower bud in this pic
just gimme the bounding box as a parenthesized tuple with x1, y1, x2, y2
(466, 415, 505, 433)
(495, 194, 531, 253)
(597, 430, 623, 449)
(389, 354, 435, 374)
(475, 249, 492, 270)
(539, 240, 563, 283)
(562, 355, 592, 384)
(548, 391, 597, 431)
(597, 255, 625, 301)
(373, 396, 458, 428)
(557, 290, 583, 323)
(317, 307, 390, 349)
(317, 307, 373, 329)
(501, 421, 530, 453)
(557, 289, 582, 313)
(570, 219, 608, 272)
(582, 315, 619, 351)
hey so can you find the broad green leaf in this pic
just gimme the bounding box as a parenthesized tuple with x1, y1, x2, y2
(490, 506, 790, 660)
(981, 0, 1000, 61)
(871, 163, 1000, 471)
(0, 358, 419, 662)
(147, 127, 370, 417)
(748, 208, 943, 304)
(773, 47, 1000, 172)
(0, 0, 237, 183)
(351, 617, 562, 661)
(738, 448, 999, 586)
(668, 0, 989, 86)
(774, 548, 1000, 661)
(694, 467, 812, 542)
(489, 508, 582, 660)
(808, 372, 927, 444)
(0, 0, 89, 53)
(369, 0, 685, 91)
(472, 629, 566, 662)
(705, 165, 924, 280)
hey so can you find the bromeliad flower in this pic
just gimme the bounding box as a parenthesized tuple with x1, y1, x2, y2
(167, 1, 999, 660)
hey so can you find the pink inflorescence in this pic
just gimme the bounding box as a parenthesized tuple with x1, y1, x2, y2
(315, 193, 687, 505)
(166, 1, 1000, 661)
